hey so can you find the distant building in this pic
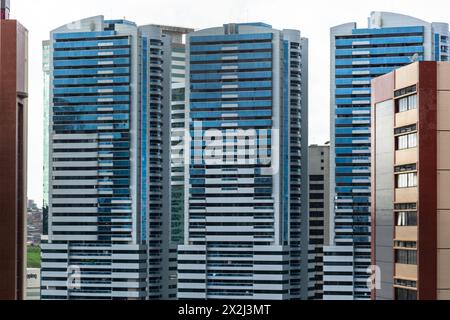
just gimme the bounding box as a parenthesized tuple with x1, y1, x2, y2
(178, 22, 309, 300)
(42, 39, 50, 238)
(26, 268, 41, 300)
(27, 200, 43, 245)
(0, 0, 28, 300)
(308, 144, 330, 299)
(154, 25, 194, 299)
(41, 15, 185, 300)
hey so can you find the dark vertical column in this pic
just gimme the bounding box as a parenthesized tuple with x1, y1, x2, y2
(0, 18, 27, 301)
(300, 37, 309, 300)
(17, 102, 24, 300)
(417, 62, 438, 300)
(0, 19, 18, 300)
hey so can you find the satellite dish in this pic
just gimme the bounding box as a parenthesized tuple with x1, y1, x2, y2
(410, 53, 420, 63)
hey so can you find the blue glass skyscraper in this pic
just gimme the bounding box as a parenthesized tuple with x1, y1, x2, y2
(41, 16, 173, 300)
(177, 23, 309, 300)
(325, 11, 450, 300)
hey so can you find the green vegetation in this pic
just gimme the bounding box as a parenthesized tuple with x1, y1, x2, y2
(27, 245, 41, 268)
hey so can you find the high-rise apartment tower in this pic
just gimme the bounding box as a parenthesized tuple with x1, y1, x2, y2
(178, 22, 309, 300)
(41, 16, 174, 300)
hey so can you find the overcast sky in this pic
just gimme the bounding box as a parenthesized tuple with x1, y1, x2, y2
(11, 0, 450, 204)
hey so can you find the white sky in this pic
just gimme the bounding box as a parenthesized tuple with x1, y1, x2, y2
(10, 0, 450, 204)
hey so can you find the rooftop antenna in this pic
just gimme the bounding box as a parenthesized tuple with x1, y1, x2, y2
(1, 0, 10, 20)
(410, 53, 420, 63)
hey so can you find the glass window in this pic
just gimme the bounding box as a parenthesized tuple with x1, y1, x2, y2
(410, 172, 417, 187)
(397, 173, 408, 188)
(395, 249, 417, 265)
(408, 94, 417, 110)
(399, 97, 408, 112)
(396, 211, 417, 226)
(408, 133, 417, 148)
(397, 212, 405, 226)
(395, 203, 417, 210)
(395, 124, 417, 135)
(395, 288, 417, 300)
(398, 135, 408, 150)
(396, 172, 417, 188)
(394, 241, 417, 249)
(395, 279, 417, 288)
(395, 164, 417, 173)
(396, 133, 417, 150)
(396, 94, 418, 113)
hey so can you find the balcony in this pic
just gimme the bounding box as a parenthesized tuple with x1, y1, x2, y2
(395, 109, 418, 128)
(395, 264, 417, 281)
(395, 187, 418, 203)
(395, 148, 418, 166)
(395, 226, 418, 242)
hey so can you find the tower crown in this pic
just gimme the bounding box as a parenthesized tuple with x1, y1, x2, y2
(1, 0, 10, 20)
